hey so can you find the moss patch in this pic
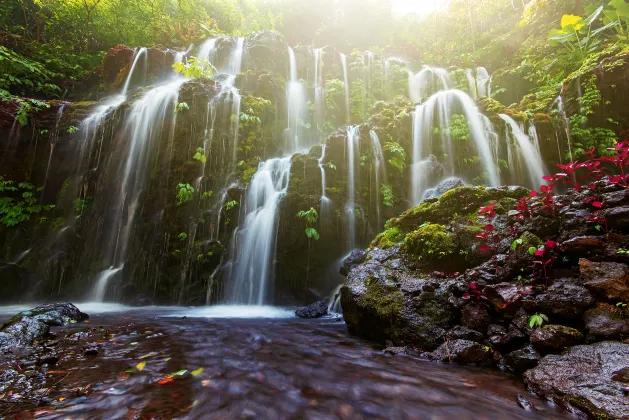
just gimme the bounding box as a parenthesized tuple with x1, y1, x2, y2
(371, 227, 406, 249)
(404, 223, 457, 263)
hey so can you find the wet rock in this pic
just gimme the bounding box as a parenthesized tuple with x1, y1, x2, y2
(6, 303, 89, 327)
(460, 304, 491, 333)
(383, 346, 411, 355)
(295, 300, 328, 319)
(489, 324, 528, 352)
(579, 259, 629, 301)
(583, 303, 629, 341)
(530, 325, 584, 354)
(504, 345, 541, 374)
(426, 339, 491, 364)
(84, 347, 99, 357)
(340, 249, 367, 276)
(521, 280, 595, 319)
(422, 177, 465, 201)
(524, 341, 629, 419)
(516, 394, 536, 411)
(482, 282, 534, 312)
(445, 326, 484, 343)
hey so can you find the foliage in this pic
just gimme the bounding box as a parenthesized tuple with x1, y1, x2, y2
(193, 147, 207, 163)
(225, 200, 238, 211)
(73, 198, 89, 212)
(463, 283, 488, 302)
(529, 313, 549, 328)
(0, 176, 54, 227)
(380, 184, 394, 207)
(173, 57, 216, 79)
(175, 102, 190, 113)
(178, 232, 188, 241)
(176, 183, 195, 206)
(383, 141, 406, 173)
(442, 114, 471, 142)
(296, 207, 319, 240)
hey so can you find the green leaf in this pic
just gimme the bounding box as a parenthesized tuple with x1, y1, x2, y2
(528, 247, 537, 255)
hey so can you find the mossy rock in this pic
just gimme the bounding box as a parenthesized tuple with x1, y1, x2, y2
(371, 227, 406, 249)
(404, 223, 457, 263)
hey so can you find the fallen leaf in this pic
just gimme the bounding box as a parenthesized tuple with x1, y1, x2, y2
(158, 376, 174, 385)
(136, 362, 146, 371)
(191, 368, 204, 377)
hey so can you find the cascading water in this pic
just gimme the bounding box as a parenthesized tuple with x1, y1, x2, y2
(369, 130, 388, 227)
(91, 77, 187, 301)
(313, 48, 325, 140)
(466, 67, 491, 100)
(318, 144, 333, 218)
(227, 157, 292, 305)
(121, 47, 147, 96)
(340, 53, 351, 123)
(346, 126, 359, 250)
(408, 66, 452, 104)
(552, 95, 574, 164)
(198, 38, 217, 62)
(286, 47, 307, 153)
(411, 89, 499, 204)
(499, 114, 546, 189)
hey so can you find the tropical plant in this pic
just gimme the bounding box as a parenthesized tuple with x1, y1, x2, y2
(296, 207, 319, 240)
(0, 176, 55, 227)
(172, 57, 216, 79)
(193, 147, 207, 163)
(529, 313, 549, 328)
(383, 141, 406, 173)
(176, 183, 195, 206)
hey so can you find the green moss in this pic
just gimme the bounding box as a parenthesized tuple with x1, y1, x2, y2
(362, 277, 405, 320)
(371, 227, 406, 249)
(404, 223, 457, 262)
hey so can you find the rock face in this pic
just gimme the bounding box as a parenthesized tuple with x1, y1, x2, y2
(295, 300, 328, 318)
(340, 249, 367, 276)
(580, 259, 629, 301)
(0, 303, 88, 350)
(583, 303, 629, 341)
(524, 342, 629, 419)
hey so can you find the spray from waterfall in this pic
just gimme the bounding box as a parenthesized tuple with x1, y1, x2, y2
(369, 130, 388, 227)
(340, 53, 351, 123)
(499, 114, 546, 190)
(286, 47, 307, 153)
(408, 66, 452, 103)
(346, 126, 359, 250)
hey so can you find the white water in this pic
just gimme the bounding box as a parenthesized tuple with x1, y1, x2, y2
(227, 157, 292, 305)
(198, 38, 217, 62)
(346, 126, 359, 249)
(408, 66, 452, 103)
(327, 284, 343, 313)
(499, 114, 546, 189)
(370, 130, 388, 226)
(313, 48, 325, 139)
(286, 47, 307, 153)
(226, 37, 245, 75)
(553, 95, 574, 163)
(411, 89, 499, 204)
(121, 47, 147, 96)
(318, 144, 333, 218)
(92, 78, 186, 300)
(466, 67, 491, 100)
(167, 305, 294, 319)
(340, 53, 351, 123)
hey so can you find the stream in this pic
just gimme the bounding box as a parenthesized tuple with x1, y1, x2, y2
(0, 305, 572, 419)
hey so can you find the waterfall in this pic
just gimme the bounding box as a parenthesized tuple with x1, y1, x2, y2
(340, 53, 351, 123)
(286, 47, 307, 153)
(370, 130, 387, 227)
(328, 284, 343, 313)
(198, 38, 217, 62)
(226, 37, 245, 75)
(411, 89, 499, 204)
(318, 144, 333, 218)
(227, 157, 292, 305)
(466, 67, 491, 100)
(90, 78, 186, 301)
(553, 95, 574, 163)
(346, 126, 359, 250)
(408, 66, 452, 103)
(121, 47, 147, 97)
(499, 114, 546, 190)
(313, 48, 325, 140)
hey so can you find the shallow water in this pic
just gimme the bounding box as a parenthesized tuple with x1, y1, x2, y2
(0, 305, 572, 419)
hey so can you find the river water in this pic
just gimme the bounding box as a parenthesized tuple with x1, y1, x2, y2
(0, 305, 572, 419)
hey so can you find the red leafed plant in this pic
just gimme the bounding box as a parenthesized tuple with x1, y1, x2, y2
(463, 283, 488, 301)
(528, 239, 559, 286)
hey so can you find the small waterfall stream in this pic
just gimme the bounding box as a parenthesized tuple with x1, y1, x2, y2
(369, 130, 387, 227)
(466, 67, 491, 100)
(340, 53, 351, 123)
(499, 114, 546, 189)
(408, 66, 452, 103)
(286, 46, 307, 153)
(346, 126, 359, 250)
(227, 157, 292, 305)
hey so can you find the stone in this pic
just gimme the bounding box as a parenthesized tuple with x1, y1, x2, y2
(504, 345, 541, 374)
(530, 325, 584, 353)
(5, 303, 89, 327)
(445, 326, 484, 343)
(422, 177, 465, 201)
(583, 303, 629, 341)
(489, 324, 528, 352)
(426, 339, 492, 364)
(524, 341, 629, 419)
(580, 258, 629, 301)
(340, 249, 367, 276)
(521, 280, 595, 319)
(295, 300, 328, 319)
(482, 282, 535, 312)
(460, 304, 490, 333)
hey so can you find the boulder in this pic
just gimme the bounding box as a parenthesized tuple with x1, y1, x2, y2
(580, 258, 629, 301)
(295, 300, 328, 319)
(460, 304, 491, 333)
(340, 249, 367, 276)
(488, 324, 528, 352)
(426, 339, 492, 364)
(482, 282, 535, 312)
(583, 303, 629, 341)
(521, 280, 595, 319)
(524, 341, 629, 419)
(422, 177, 465, 201)
(504, 345, 542, 374)
(530, 325, 584, 353)
(445, 326, 484, 343)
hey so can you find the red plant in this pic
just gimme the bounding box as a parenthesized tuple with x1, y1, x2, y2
(463, 283, 488, 301)
(528, 239, 559, 287)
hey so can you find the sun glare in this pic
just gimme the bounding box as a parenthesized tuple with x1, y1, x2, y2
(392, 0, 447, 15)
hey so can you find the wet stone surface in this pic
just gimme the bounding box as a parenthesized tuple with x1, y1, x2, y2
(0, 308, 571, 419)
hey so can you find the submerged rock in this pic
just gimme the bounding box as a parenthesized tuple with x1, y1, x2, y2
(426, 339, 492, 364)
(524, 341, 629, 419)
(295, 301, 328, 318)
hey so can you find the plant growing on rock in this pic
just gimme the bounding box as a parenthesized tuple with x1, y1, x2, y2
(463, 283, 488, 302)
(193, 147, 207, 163)
(380, 184, 394, 207)
(383, 141, 406, 173)
(528, 239, 559, 286)
(176, 183, 195, 206)
(0, 176, 55, 227)
(172, 57, 216, 79)
(296, 207, 319, 240)
(529, 313, 549, 328)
